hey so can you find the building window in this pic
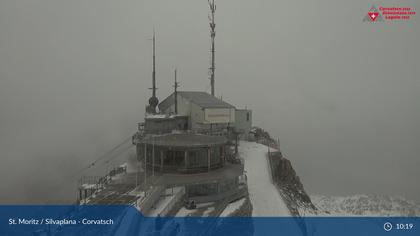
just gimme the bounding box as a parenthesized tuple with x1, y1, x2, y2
(174, 151, 185, 166)
(188, 150, 199, 167)
(164, 150, 175, 165)
(246, 112, 250, 121)
(211, 147, 220, 164)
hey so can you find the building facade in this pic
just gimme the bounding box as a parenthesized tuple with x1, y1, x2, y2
(234, 109, 252, 139)
(158, 91, 236, 132)
(131, 91, 251, 207)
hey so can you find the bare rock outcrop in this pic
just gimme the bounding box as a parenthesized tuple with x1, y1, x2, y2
(269, 151, 317, 216)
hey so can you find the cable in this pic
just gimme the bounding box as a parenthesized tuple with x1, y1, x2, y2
(103, 144, 133, 164)
(47, 135, 135, 202)
(76, 135, 133, 174)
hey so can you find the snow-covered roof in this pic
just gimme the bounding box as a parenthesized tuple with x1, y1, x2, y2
(159, 91, 235, 111)
(145, 113, 187, 120)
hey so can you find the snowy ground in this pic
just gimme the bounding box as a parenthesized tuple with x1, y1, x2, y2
(239, 141, 290, 216)
(220, 198, 246, 217)
(311, 194, 420, 216)
(176, 202, 216, 217)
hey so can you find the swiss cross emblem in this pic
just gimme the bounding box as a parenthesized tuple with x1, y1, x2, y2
(369, 12, 379, 21)
(363, 6, 384, 22)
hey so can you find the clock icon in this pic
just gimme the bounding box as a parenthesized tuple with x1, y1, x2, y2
(384, 222, 393, 232)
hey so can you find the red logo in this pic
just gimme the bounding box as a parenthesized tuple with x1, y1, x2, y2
(363, 6, 384, 22)
(364, 5, 416, 22)
(369, 12, 379, 21)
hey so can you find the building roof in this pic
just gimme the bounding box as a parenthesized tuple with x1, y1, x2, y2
(144, 113, 188, 120)
(140, 133, 228, 148)
(159, 91, 235, 111)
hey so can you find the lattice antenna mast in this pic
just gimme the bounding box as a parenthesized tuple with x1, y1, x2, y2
(173, 69, 179, 114)
(208, 0, 216, 96)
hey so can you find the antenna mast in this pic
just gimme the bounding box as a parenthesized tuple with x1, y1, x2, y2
(152, 31, 156, 97)
(147, 31, 159, 114)
(208, 0, 216, 96)
(173, 69, 179, 114)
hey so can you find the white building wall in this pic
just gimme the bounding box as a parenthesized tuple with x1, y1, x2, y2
(234, 109, 252, 139)
(161, 94, 190, 114)
(204, 108, 235, 124)
(190, 102, 205, 130)
(160, 95, 206, 130)
(160, 94, 237, 131)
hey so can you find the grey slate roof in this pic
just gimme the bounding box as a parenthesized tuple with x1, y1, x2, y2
(158, 91, 235, 111)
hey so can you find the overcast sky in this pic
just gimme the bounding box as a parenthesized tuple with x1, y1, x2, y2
(0, 0, 419, 203)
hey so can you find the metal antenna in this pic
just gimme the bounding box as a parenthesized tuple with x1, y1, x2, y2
(151, 30, 157, 97)
(147, 30, 159, 114)
(208, 0, 216, 96)
(173, 69, 179, 114)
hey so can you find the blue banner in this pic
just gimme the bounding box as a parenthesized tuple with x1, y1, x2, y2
(0, 205, 419, 236)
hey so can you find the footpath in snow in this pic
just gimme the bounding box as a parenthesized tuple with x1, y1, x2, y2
(239, 141, 291, 216)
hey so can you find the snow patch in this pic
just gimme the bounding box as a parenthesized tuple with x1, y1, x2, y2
(311, 194, 420, 216)
(220, 198, 246, 217)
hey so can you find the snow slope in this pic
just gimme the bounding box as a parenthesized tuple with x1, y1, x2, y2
(240, 141, 290, 216)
